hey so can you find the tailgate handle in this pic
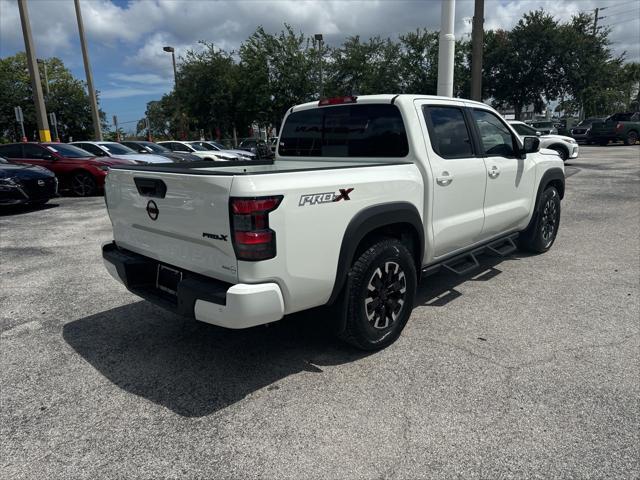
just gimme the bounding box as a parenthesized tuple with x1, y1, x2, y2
(134, 177, 167, 198)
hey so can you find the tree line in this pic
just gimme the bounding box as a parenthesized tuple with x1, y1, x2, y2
(146, 9, 638, 141)
(1, 8, 637, 143)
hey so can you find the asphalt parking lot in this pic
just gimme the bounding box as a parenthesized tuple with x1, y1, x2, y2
(1, 145, 639, 479)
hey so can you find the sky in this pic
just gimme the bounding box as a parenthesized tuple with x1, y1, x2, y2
(1, 0, 639, 132)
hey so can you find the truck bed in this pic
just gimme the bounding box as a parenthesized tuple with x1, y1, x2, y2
(109, 159, 409, 175)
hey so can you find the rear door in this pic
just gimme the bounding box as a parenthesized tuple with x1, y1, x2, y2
(417, 100, 487, 258)
(105, 168, 238, 283)
(469, 108, 536, 237)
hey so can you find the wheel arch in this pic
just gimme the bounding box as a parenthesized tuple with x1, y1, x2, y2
(326, 202, 424, 305)
(548, 143, 569, 158)
(523, 167, 565, 234)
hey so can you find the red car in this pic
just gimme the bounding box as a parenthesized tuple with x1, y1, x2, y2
(0, 142, 135, 196)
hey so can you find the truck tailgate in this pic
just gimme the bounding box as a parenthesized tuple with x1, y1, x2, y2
(105, 168, 238, 283)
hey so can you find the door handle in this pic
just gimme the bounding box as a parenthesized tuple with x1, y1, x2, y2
(488, 166, 500, 179)
(436, 172, 453, 186)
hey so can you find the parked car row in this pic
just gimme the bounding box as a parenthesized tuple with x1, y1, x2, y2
(0, 137, 272, 202)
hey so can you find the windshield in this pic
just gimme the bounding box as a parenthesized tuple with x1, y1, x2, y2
(511, 123, 538, 136)
(531, 122, 553, 128)
(190, 141, 217, 150)
(578, 118, 600, 126)
(97, 143, 137, 155)
(139, 142, 170, 153)
(211, 141, 226, 150)
(187, 142, 208, 151)
(44, 144, 93, 158)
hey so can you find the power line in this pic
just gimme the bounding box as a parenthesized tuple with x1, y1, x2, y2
(604, 15, 640, 25)
(601, 7, 640, 18)
(600, 0, 638, 12)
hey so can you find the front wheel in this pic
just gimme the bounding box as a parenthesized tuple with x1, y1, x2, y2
(550, 146, 568, 161)
(519, 186, 561, 253)
(338, 239, 417, 350)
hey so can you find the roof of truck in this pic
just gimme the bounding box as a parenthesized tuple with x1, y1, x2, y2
(290, 94, 489, 113)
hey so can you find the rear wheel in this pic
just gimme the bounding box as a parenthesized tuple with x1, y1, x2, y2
(624, 130, 638, 145)
(338, 239, 417, 350)
(519, 186, 561, 253)
(71, 172, 97, 197)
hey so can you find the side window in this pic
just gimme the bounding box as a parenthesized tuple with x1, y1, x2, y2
(78, 143, 103, 156)
(472, 109, 517, 157)
(0, 144, 23, 158)
(423, 106, 474, 159)
(173, 143, 190, 152)
(23, 144, 50, 159)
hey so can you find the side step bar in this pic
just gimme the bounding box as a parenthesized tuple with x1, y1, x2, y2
(422, 233, 519, 277)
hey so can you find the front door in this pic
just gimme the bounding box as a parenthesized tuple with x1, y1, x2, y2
(469, 108, 536, 237)
(417, 101, 487, 258)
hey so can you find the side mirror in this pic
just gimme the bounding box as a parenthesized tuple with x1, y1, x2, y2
(536, 131, 542, 137)
(522, 136, 540, 156)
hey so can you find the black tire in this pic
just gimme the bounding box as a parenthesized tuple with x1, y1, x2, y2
(519, 186, 561, 254)
(70, 171, 97, 197)
(549, 145, 568, 161)
(338, 238, 417, 350)
(624, 130, 638, 146)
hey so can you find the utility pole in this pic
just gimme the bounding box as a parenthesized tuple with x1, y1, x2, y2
(48, 112, 59, 142)
(17, 0, 51, 142)
(592, 8, 599, 35)
(314, 33, 324, 99)
(470, 0, 484, 101)
(112, 115, 119, 141)
(74, 0, 102, 140)
(437, 0, 456, 97)
(37, 58, 50, 96)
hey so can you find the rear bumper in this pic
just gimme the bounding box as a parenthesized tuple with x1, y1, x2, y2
(102, 241, 284, 329)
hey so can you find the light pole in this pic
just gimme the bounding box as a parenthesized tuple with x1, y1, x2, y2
(17, 0, 50, 142)
(163, 46, 177, 87)
(74, 0, 102, 140)
(437, 0, 456, 97)
(314, 34, 324, 99)
(163, 46, 183, 138)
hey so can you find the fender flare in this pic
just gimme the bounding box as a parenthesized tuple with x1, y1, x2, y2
(524, 167, 565, 232)
(326, 202, 424, 305)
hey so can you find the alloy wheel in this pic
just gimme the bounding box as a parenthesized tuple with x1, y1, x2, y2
(364, 261, 407, 330)
(72, 174, 94, 196)
(541, 196, 558, 243)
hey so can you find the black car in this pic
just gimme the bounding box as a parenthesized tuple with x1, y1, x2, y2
(0, 155, 58, 206)
(120, 140, 200, 162)
(238, 138, 273, 159)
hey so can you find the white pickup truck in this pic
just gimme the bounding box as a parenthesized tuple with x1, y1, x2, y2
(103, 95, 564, 350)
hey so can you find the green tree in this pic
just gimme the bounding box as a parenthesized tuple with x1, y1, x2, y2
(325, 35, 402, 96)
(0, 53, 105, 141)
(484, 10, 563, 118)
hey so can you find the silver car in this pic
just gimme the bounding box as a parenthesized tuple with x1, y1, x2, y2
(509, 121, 579, 162)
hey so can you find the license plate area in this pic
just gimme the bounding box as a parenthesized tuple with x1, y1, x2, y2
(156, 264, 182, 295)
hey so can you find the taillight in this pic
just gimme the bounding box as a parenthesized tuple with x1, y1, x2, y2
(318, 96, 358, 106)
(230, 196, 282, 260)
(615, 122, 623, 132)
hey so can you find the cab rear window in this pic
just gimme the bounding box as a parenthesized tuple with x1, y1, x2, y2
(279, 104, 409, 157)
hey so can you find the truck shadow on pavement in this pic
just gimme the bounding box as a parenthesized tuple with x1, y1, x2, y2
(63, 253, 523, 418)
(62, 302, 370, 417)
